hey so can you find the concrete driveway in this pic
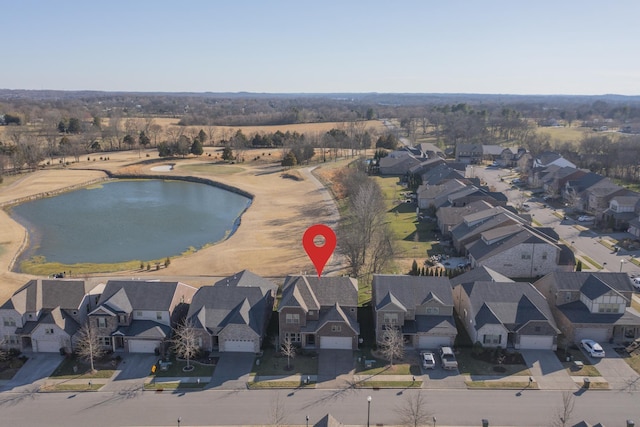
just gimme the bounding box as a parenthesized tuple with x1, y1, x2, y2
(101, 353, 157, 392)
(317, 350, 355, 388)
(208, 352, 255, 389)
(0, 352, 63, 392)
(589, 344, 640, 391)
(522, 350, 576, 390)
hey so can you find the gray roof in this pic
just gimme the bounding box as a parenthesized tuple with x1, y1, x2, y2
(372, 275, 453, 310)
(417, 179, 467, 200)
(534, 272, 635, 294)
(115, 320, 171, 339)
(451, 212, 517, 243)
(536, 151, 562, 165)
(611, 195, 640, 206)
(98, 280, 193, 312)
(437, 200, 494, 228)
(37, 307, 81, 336)
(449, 265, 513, 287)
(459, 281, 558, 333)
(556, 301, 640, 326)
(467, 228, 556, 263)
(566, 172, 605, 193)
(2, 279, 93, 313)
(213, 269, 278, 292)
(280, 276, 358, 311)
(314, 414, 342, 427)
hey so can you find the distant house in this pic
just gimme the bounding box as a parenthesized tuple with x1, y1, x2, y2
(185, 270, 277, 353)
(534, 272, 640, 344)
(453, 281, 559, 350)
(372, 275, 456, 349)
(278, 275, 359, 350)
(602, 195, 640, 231)
(529, 165, 586, 196)
(455, 144, 483, 164)
(89, 280, 197, 353)
(416, 179, 468, 210)
(436, 200, 495, 237)
(533, 151, 576, 169)
(378, 151, 422, 175)
(0, 279, 98, 353)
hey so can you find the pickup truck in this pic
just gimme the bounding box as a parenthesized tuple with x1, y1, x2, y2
(439, 346, 458, 370)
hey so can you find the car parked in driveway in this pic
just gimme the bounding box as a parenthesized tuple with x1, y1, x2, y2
(581, 339, 605, 358)
(421, 351, 436, 369)
(578, 215, 595, 222)
(439, 346, 458, 370)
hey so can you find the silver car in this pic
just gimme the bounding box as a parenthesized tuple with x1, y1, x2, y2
(581, 339, 605, 358)
(421, 351, 436, 369)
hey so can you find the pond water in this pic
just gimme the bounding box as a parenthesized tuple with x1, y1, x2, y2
(10, 179, 251, 266)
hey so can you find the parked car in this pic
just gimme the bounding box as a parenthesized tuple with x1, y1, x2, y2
(581, 339, 605, 358)
(632, 277, 640, 291)
(439, 346, 459, 370)
(421, 351, 436, 369)
(578, 215, 595, 222)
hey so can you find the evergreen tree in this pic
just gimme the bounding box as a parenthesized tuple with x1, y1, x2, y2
(576, 260, 582, 271)
(190, 138, 204, 156)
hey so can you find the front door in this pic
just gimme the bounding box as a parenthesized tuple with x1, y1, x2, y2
(114, 336, 125, 350)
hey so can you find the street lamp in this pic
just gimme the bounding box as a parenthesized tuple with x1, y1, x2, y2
(367, 396, 372, 427)
(306, 415, 309, 427)
(621, 259, 625, 272)
(177, 417, 182, 427)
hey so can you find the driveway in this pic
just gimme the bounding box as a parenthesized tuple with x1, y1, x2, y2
(589, 344, 640, 392)
(522, 350, 576, 390)
(101, 353, 157, 392)
(0, 352, 63, 392)
(208, 352, 255, 389)
(317, 350, 355, 389)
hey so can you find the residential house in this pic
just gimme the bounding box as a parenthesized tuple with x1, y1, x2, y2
(602, 195, 640, 231)
(89, 280, 197, 353)
(378, 151, 422, 176)
(372, 275, 456, 349)
(450, 207, 519, 253)
(455, 144, 483, 164)
(436, 200, 495, 237)
(529, 166, 586, 197)
(278, 275, 359, 350)
(416, 179, 467, 210)
(417, 142, 445, 159)
(563, 172, 605, 211)
(185, 270, 277, 353)
(453, 281, 559, 350)
(534, 272, 640, 344)
(408, 159, 450, 182)
(533, 151, 576, 169)
(0, 279, 97, 353)
(583, 179, 628, 218)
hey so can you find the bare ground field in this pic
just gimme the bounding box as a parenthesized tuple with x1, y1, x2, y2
(0, 147, 349, 300)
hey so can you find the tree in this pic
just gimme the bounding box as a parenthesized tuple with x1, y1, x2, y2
(67, 117, 82, 134)
(575, 260, 582, 272)
(379, 327, 404, 366)
(395, 390, 433, 427)
(410, 260, 419, 276)
(190, 138, 203, 156)
(75, 322, 105, 373)
(269, 392, 288, 427)
(281, 151, 297, 168)
(197, 129, 208, 144)
(280, 336, 296, 370)
(172, 320, 199, 370)
(550, 391, 575, 427)
(222, 145, 235, 162)
(138, 131, 151, 147)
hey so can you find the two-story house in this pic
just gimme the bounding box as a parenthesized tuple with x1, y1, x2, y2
(88, 280, 197, 353)
(278, 275, 359, 350)
(372, 275, 456, 349)
(185, 270, 277, 353)
(534, 272, 640, 344)
(0, 279, 98, 353)
(602, 195, 640, 231)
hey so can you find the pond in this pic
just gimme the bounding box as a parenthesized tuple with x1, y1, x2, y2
(10, 179, 251, 268)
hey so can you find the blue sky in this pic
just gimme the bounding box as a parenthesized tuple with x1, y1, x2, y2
(2, 0, 639, 95)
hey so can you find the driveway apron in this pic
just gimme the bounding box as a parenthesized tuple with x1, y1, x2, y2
(0, 352, 63, 392)
(208, 352, 255, 389)
(591, 344, 640, 392)
(316, 350, 355, 389)
(101, 354, 157, 392)
(522, 350, 576, 390)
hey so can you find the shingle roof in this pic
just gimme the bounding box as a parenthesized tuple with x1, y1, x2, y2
(318, 303, 360, 334)
(372, 275, 453, 309)
(37, 307, 81, 336)
(98, 280, 194, 312)
(449, 266, 513, 287)
(115, 320, 170, 339)
(2, 279, 94, 313)
(467, 228, 554, 262)
(534, 272, 635, 293)
(280, 276, 358, 310)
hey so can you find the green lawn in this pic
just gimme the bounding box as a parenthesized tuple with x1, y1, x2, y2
(178, 163, 244, 175)
(456, 350, 531, 376)
(152, 358, 215, 378)
(50, 356, 117, 379)
(252, 348, 318, 376)
(248, 380, 316, 389)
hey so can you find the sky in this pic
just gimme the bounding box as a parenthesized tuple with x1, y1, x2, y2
(1, 0, 639, 95)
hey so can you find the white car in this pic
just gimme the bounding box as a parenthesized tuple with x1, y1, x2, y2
(578, 215, 595, 222)
(421, 351, 436, 369)
(581, 339, 605, 358)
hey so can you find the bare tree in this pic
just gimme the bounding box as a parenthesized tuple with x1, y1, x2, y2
(280, 336, 296, 370)
(75, 322, 105, 373)
(550, 391, 575, 427)
(395, 390, 433, 427)
(172, 320, 199, 370)
(379, 327, 404, 366)
(269, 392, 288, 426)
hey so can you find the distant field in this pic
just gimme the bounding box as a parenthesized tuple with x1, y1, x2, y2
(535, 125, 591, 144)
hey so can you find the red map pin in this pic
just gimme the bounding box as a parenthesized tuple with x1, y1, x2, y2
(302, 224, 337, 277)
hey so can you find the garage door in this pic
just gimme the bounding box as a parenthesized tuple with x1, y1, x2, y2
(128, 340, 161, 353)
(574, 328, 609, 343)
(34, 339, 62, 353)
(223, 339, 255, 352)
(519, 335, 554, 350)
(418, 335, 451, 349)
(320, 336, 352, 349)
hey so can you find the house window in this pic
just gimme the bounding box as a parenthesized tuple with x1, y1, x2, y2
(331, 325, 342, 332)
(119, 315, 127, 324)
(483, 334, 502, 345)
(521, 253, 531, 260)
(197, 337, 203, 347)
(285, 313, 300, 324)
(425, 307, 440, 315)
(97, 317, 107, 328)
(534, 326, 541, 332)
(45, 328, 54, 335)
(98, 337, 111, 346)
(285, 332, 301, 342)
(542, 253, 548, 260)
(136, 311, 143, 317)
(4, 335, 19, 345)
(3, 317, 16, 327)
(308, 311, 315, 316)
(156, 312, 162, 321)
(383, 313, 398, 325)
(598, 303, 620, 313)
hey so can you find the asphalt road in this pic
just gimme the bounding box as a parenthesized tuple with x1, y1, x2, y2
(0, 387, 637, 426)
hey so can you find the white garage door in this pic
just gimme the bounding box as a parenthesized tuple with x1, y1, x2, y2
(223, 340, 255, 352)
(574, 328, 609, 343)
(519, 335, 554, 350)
(34, 339, 62, 353)
(418, 335, 451, 349)
(128, 340, 161, 353)
(320, 336, 352, 350)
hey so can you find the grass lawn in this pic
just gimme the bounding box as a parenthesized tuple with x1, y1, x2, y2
(252, 348, 318, 376)
(624, 353, 640, 375)
(354, 347, 421, 376)
(153, 358, 215, 378)
(456, 350, 531, 376)
(0, 355, 27, 380)
(248, 380, 316, 389)
(43, 383, 104, 392)
(50, 356, 117, 379)
(178, 163, 244, 175)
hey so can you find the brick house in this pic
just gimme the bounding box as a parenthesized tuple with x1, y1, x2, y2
(185, 270, 277, 353)
(278, 275, 359, 350)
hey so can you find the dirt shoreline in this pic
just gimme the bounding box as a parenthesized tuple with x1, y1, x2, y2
(0, 148, 345, 301)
